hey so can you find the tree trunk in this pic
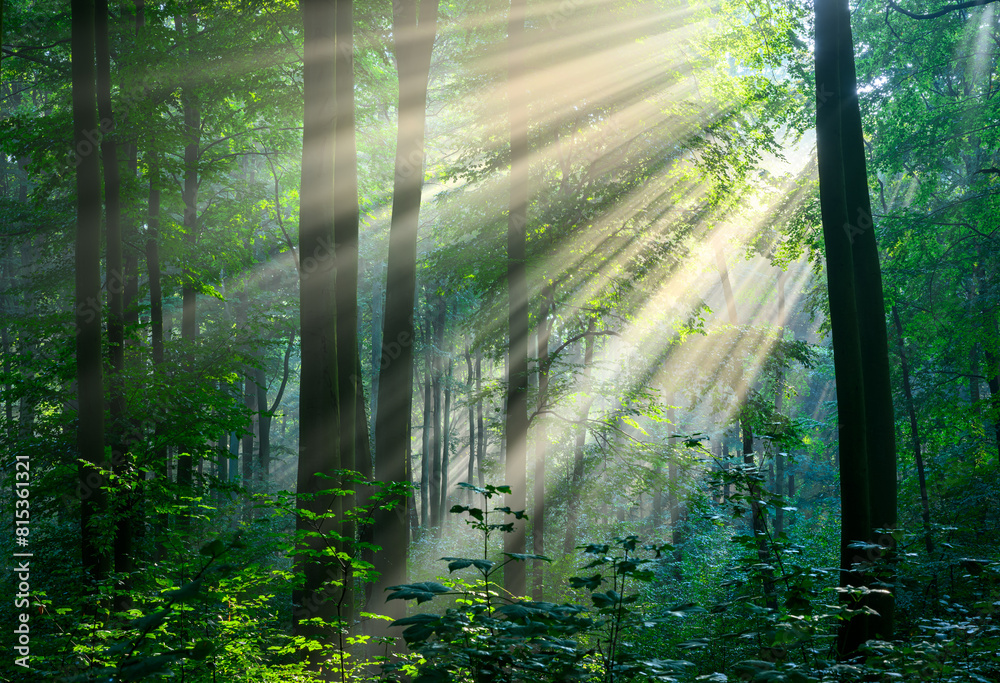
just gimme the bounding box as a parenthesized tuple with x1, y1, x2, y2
(891, 306, 933, 554)
(563, 320, 595, 555)
(95, 0, 132, 607)
(295, 0, 342, 657)
(334, 0, 359, 629)
(146, 148, 167, 559)
(466, 345, 476, 500)
(838, 0, 897, 640)
(72, 0, 110, 591)
(256, 365, 269, 485)
(531, 286, 552, 600)
(476, 350, 485, 486)
(421, 327, 432, 527)
(504, 0, 530, 600)
(816, 0, 872, 653)
(440, 352, 453, 528)
(430, 300, 443, 527)
(372, 0, 439, 623)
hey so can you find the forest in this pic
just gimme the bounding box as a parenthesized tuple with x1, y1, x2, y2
(1, 0, 999, 679)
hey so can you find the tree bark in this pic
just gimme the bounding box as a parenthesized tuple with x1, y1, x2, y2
(295, 0, 342, 657)
(504, 0, 530, 599)
(334, 0, 359, 628)
(72, 0, 110, 591)
(440, 350, 453, 528)
(815, 0, 872, 653)
(430, 297, 444, 527)
(371, 0, 439, 623)
(563, 320, 595, 555)
(838, 0, 897, 639)
(531, 286, 552, 600)
(891, 306, 933, 555)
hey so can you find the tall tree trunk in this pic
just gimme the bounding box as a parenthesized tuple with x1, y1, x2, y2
(476, 350, 485, 487)
(175, 6, 200, 520)
(815, 0, 872, 653)
(421, 328, 432, 527)
(256, 365, 269, 484)
(370, 264, 384, 451)
(372, 0, 439, 623)
(838, 0, 897, 640)
(531, 286, 551, 600)
(95, 0, 132, 606)
(430, 298, 444, 527)
(892, 306, 933, 555)
(146, 148, 167, 559)
(775, 270, 787, 538)
(504, 0, 530, 599)
(295, 0, 342, 658)
(466, 346, 476, 502)
(563, 321, 595, 555)
(72, 0, 109, 590)
(334, 0, 359, 629)
(440, 353, 453, 525)
(239, 292, 256, 488)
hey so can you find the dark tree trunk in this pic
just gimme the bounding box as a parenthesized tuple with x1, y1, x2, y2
(372, 0, 439, 622)
(175, 7, 200, 517)
(72, 0, 109, 590)
(256, 365, 269, 484)
(421, 328, 432, 527)
(440, 353, 453, 527)
(146, 149, 167, 559)
(838, 0, 897, 640)
(430, 298, 444, 527)
(295, 0, 342, 655)
(816, 0, 872, 653)
(892, 306, 933, 555)
(95, 0, 132, 607)
(334, 0, 359, 628)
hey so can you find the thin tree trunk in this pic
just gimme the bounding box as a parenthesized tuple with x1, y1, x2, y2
(421, 325, 432, 527)
(504, 0, 530, 599)
(563, 320, 595, 555)
(440, 353, 453, 527)
(892, 306, 933, 554)
(146, 148, 167, 559)
(334, 0, 359, 630)
(431, 299, 443, 528)
(95, 0, 132, 607)
(476, 350, 485, 487)
(531, 286, 551, 600)
(256, 365, 269, 485)
(466, 345, 476, 499)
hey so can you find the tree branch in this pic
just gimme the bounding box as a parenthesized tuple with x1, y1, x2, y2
(887, 0, 1000, 20)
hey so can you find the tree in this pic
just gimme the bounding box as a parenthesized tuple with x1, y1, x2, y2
(294, 0, 342, 659)
(71, 0, 109, 592)
(372, 0, 439, 621)
(503, 0, 529, 599)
